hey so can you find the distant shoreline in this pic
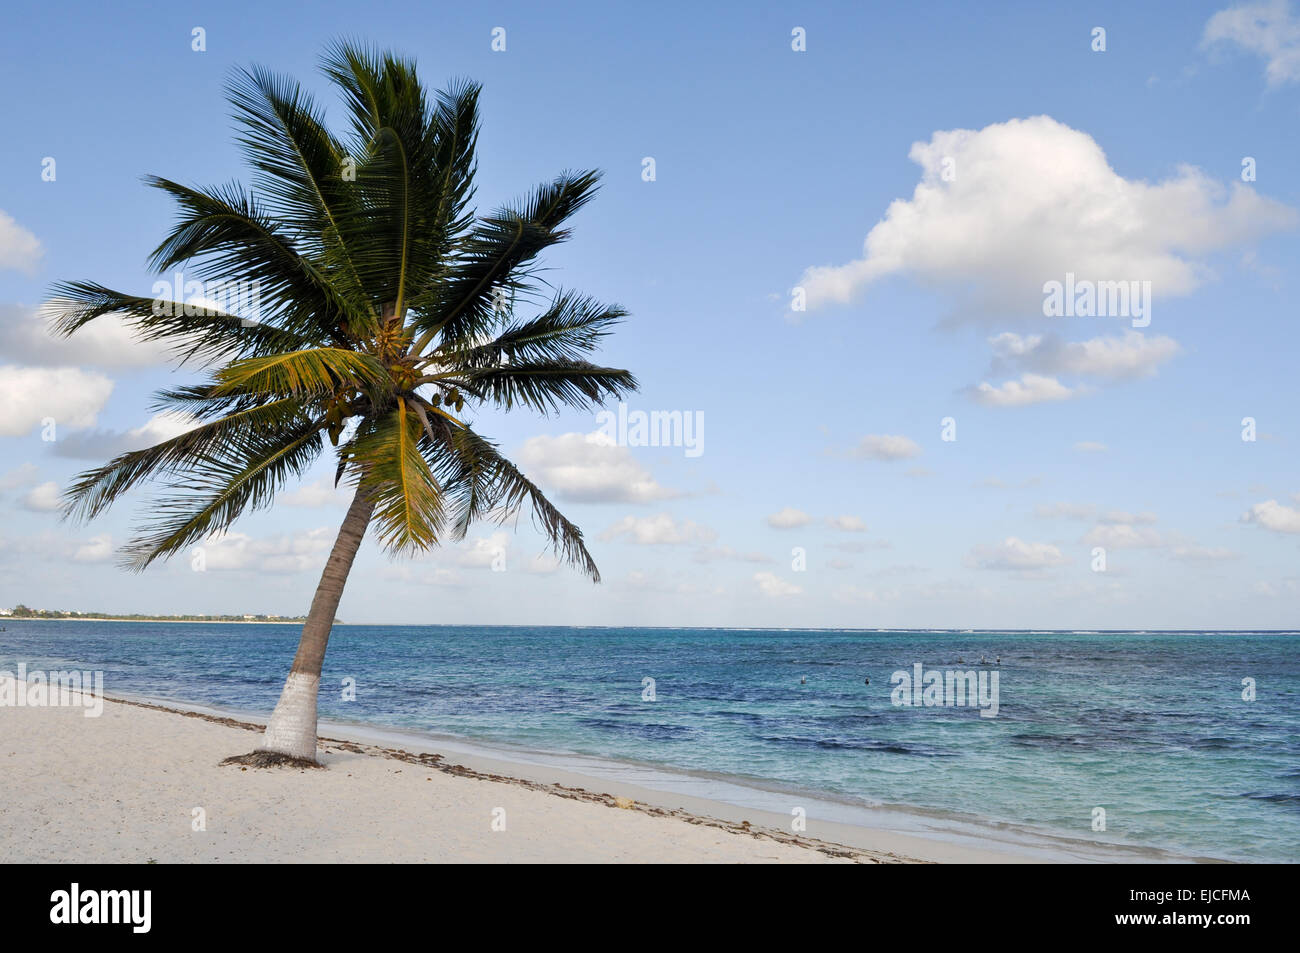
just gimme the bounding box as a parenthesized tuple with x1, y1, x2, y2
(4, 617, 308, 625)
(2, 619, 1296, 633)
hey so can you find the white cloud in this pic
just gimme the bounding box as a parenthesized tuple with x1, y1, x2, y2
(968, 374, 1078, 408)
(766, 507, 813, 529)
(754, 571, 803, 597)
(72, 534, 114, 564)
(1203, 0, 1300, 86)
(965, 537, 1069, 571)
(198, 528, 334, 573)
(21, 481, 61, 512)
(0, 211, 42, 274)
(53, 411, 199, 459)
(825, 514, 868, 532)
(458, 531, 509, 568)
(0, 302, 173, 369)
(852, 434, 921, 460)
(989, 330, 1180, 379)
(279, 478, 350, 507)
(1083, 524, 1166, 549)
(0, 365, 115, 437)
(1241, 499, 1300, 533)
(517, 432, 678, 503)
(1074, 441, 1108, 453)
(794, 116, 1295, 316)
(600, 513, 716, 545)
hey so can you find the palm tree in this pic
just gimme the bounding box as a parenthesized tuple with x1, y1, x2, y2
(49, 42, 636, 766)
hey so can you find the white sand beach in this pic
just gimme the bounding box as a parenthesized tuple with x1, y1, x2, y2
(0, 676, 1031, 863)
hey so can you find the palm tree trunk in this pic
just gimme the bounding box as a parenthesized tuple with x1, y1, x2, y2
(257, 486, 375, 762)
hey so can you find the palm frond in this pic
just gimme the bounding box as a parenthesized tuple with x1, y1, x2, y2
(461, 360, 637, 413)
(226, 63, 372, 312)
(414, 404, 599, 580)
(144, 176, 361, 342)
(347, 399, 443, 553)
(210, 348, 388, 399)
(62, 398, 310, 523)
(442, 291, 626, 368)
(119, 417, 325, 570)
(45, 281, 315, 365)
(408, 170, 603, 348)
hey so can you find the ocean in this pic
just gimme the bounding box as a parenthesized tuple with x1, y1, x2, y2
(2, 621, 1296, 862)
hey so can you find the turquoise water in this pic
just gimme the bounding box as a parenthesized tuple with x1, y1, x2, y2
(2, 622, 1296, 861)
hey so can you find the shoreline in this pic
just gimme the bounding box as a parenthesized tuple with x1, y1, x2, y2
(4, 617, 307, 625)
(0, 675, 904, 863)
(1, 674, 1218, 863)
(7, 619, 1297, 633)
(110, 689, 1219, 864)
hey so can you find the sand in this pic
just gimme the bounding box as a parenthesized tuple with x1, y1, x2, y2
(0, 676, 1021, 863)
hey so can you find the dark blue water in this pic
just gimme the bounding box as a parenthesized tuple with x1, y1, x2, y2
(2, 622, 1296, 861)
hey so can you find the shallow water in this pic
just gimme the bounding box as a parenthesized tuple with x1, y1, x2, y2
(2, 622, 1296, 861)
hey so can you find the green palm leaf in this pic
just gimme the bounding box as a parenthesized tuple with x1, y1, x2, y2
(53, 39, 635, 587)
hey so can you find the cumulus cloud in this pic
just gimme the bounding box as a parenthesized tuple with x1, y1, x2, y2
(766, 507, 813, 529)
(21, 481, 61, 512)
(1203, 0, 1300, 86)
(968, 374, 1078, 408)
(794, 116, 1295, 317)
(754, 571, 803, 597)
(0, 366, 115, 437)
(53, 411, 199, 459)
(1241, 498, 1300, 533)
(516, 432, 678, 504)
(989, 330, 1181, 379)
(198, 528, 334, 573)
(72, 534, 114, 564)
(965, 537, 1069, 571)
(279, 478, 350, 507)
(1074, 441, 1107, 453)
(457, 531, 510, 568)
(0, 210, 42, 274)
(852, 434, 922, 460)
(601, 513, 716, 545)
(0, 302, 174, 369)
(825, 514, 868, 532)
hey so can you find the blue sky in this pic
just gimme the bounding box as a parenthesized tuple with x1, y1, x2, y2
(1, 0, 1297, 627)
